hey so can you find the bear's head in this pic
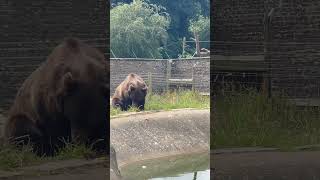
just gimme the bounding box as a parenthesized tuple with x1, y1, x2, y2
(127, 81, 148, 110)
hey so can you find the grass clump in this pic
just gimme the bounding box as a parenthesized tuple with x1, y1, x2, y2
(212, 90, 320, 150)
(0, 141, 96, 170)
(0, 142, 41, 170)
(111, 90, 210, 116)
(54, 142, 96, 160)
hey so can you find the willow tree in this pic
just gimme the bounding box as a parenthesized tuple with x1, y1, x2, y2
(111, 0, 170, 58)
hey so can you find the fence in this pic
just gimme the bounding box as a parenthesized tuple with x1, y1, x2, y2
(110, 57, 210, 95)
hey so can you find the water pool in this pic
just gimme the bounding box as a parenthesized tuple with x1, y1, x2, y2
(120, 152, 210, 180)
(150, 169, 210, 180)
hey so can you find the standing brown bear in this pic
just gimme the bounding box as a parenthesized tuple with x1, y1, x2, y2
(3, 38, 109, 156)
(112, 73, 148, 111)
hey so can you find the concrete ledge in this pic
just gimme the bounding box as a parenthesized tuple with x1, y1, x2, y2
(110, 108, 209, 119)
(212, 147, 280, 155)
(212, 144, 320, 155)
(110, 109, 210, 168)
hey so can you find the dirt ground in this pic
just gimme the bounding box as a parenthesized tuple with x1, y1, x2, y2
(18, 167, 109, 180)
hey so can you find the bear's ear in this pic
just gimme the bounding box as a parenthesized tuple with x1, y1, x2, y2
(59, 72, 77, 96)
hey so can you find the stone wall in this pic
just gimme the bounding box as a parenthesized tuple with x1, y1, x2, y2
(212, 0, 320, 99)
(171, 59, 210, 92)
(269, 0, 320, 98)
(110, 58, 210, 95)
(110, 58, 168, 93)
(0, 0, 108, 114)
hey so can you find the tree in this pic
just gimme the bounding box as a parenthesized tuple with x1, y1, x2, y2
(111, 0, 209, 58)
(188, 15, 210, 51)
(110, 0, 170, 58)
(149, 0, 209, 58)
(189, 15, 210, 42)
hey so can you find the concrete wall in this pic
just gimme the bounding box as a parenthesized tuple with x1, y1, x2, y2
(110, 57, 210, 94)
(110, 109, 210, 168)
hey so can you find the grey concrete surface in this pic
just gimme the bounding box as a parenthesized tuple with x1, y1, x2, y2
(213, 151, 320, 180)
(212, 147, 279, 155)
(110, 109, 210, 168)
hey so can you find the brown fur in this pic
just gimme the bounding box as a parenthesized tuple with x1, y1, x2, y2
(3, 38, 109, 156)
(112, 73, 147, 111)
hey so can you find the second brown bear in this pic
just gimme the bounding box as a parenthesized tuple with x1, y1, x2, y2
(112, 73, 148, 111)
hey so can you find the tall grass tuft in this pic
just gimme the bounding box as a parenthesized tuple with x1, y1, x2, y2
(212, 90, 320, 150)
(0, 140, 97, 170)
(0, 142, 41, 170)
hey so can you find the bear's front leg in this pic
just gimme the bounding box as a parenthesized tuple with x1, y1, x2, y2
(4, 114, 44, 155)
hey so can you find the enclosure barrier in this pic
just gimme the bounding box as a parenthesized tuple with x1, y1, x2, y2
(110, 57, 210, 95)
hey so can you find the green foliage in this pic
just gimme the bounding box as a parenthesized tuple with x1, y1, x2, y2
(148, 0, 209, 58)
(110, 0, 170, 58)
(111, 0, 209, 58)
(189, 15, 210, 41)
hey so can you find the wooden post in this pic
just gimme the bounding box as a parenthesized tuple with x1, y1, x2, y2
(192, 67, 195, 92)
(147, 72, 153, 95)
(182, 37, 186, 57)
(166, 59, 172, 92)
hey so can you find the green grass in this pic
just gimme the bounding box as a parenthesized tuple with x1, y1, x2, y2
(212, 90, 320, 150)
(0, 143, 41, 170)
(111, 90, 210, 116)
(0, 141, 96, 170)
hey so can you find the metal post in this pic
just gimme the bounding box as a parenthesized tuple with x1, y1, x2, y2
(264, 8, 275, 98)
(264, 0, 283, 98)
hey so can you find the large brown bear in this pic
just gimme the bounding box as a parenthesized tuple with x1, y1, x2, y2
(3, 38, 109, 156)
(112, 73, 148, 111)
